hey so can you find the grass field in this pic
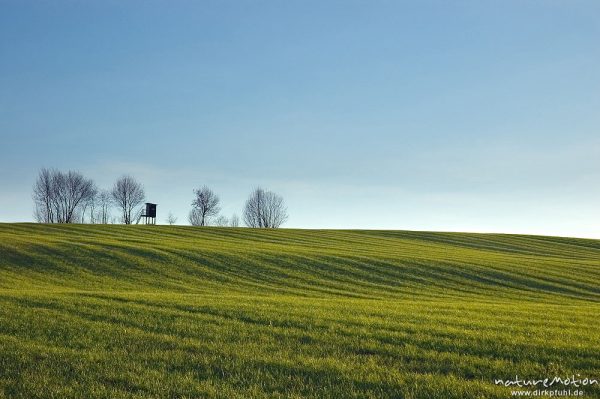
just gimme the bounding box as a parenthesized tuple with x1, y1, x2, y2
(1, 223, 599, 398)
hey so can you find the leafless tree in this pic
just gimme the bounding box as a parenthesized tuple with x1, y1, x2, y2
(84, 196, 95, 223)
(111, 175, 145, 224)
(243, 187, 288, 228)
(166, 212, 178, 225)
(230, 213, 240, 227)
(33, 168, 55, 223)
(81, 189, 98, 223)
(188, 208, 202, 226)
(190, 186, 220, 226)
(214, 215, 229, 227)
(33, 168, 96, 223)
(97, 190, 112, 224)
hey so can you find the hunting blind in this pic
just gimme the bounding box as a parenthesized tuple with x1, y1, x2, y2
(141, 203, 157, 225)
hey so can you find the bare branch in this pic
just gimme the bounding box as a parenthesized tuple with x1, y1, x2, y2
(166, 212, 178, 225)
(243, 187, 288, 228)
(33, 169, 95, 223)
(214, 215, 229, 227)
(111, 175, 145, 225)
(190, 186, 220, 226)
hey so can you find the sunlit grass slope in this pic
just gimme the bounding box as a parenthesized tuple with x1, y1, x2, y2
(1, 223, 599, 398)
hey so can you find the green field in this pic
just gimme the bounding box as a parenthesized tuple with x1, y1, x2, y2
(1, 223, 599, 398)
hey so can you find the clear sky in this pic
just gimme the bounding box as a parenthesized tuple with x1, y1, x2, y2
(1, 1, 599, 238)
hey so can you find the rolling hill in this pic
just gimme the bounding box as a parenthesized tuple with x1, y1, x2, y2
(1, 223, 599, 398)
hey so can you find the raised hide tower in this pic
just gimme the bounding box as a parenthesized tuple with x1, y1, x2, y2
(141, 203, 157, 225)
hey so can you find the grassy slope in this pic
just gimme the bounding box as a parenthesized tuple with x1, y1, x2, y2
(0, 223, 599, 398)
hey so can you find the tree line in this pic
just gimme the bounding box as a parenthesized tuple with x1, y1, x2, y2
(32, 168, 288, 228)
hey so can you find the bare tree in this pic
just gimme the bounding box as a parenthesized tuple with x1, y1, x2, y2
(166, 212, 178, 225)
(62, 171, 96, 223)
(33, 168, 55, 223)
(214, 215, 229, 227)
(188, 208, 203, 226)
(190, 186, 220, 227)
(33, 169, 96, 223)
(97, 190, 112, 224)
(243, 187, 288, 228)
(80, 189, 98, 223)
(86, 195, 96, 223)
(230, 213, 240, 227)
(111, 175, 145, 224)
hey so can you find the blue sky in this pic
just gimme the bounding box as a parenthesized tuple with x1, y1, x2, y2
(1, 1, 599, 237)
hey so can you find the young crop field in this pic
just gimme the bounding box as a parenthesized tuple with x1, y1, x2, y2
(0, 223, 599, 398)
